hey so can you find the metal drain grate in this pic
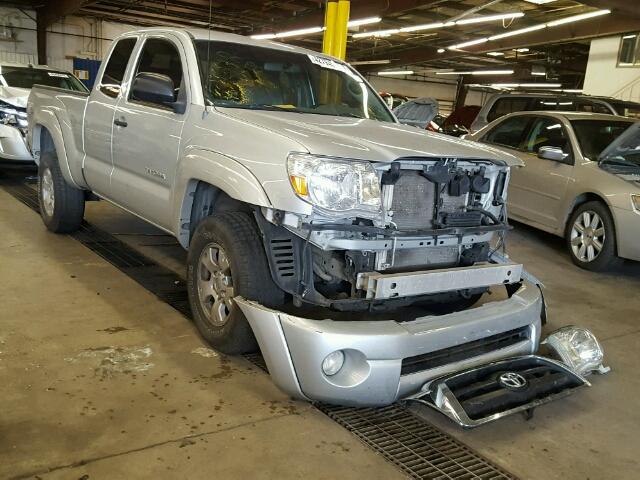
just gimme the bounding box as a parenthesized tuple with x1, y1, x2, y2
(1, 172, 519, 480)
(318, 404, 516, 480)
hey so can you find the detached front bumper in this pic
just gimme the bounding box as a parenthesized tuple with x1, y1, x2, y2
(0, 124, 33, 162)
(236, 281, 543, 407)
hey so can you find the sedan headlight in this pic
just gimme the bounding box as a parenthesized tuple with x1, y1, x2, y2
(0, 102, 28, 128)
(631, 194, 640, 213)
(543, 326, 610, 376)
(287, 153, 381, 217)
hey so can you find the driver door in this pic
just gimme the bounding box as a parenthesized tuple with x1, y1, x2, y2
(109, 34, 189, 230)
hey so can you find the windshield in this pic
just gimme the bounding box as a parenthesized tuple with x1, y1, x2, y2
(598, 122, 640, 170)
(570, 119, 634, 160)
(194, 40, 394, 122)
(0, 66, 87, 92)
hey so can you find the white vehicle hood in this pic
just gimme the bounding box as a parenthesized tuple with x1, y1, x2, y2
(0, 86, 30, 108)
(216, 108, 523, 167)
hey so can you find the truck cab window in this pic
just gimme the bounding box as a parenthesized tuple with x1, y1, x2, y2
(100, 37, 137, 98)
(130, 38, 184, 106)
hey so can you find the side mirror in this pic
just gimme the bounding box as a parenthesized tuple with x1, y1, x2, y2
(131, 72, 175, 106)
(538, 146, 569, 162)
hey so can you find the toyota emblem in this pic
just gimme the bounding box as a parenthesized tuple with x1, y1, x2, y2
(498, 372, 528, 390)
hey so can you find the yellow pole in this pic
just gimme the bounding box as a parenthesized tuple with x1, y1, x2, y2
(322, 0, 338, 56)
(333, 0, 350, 60)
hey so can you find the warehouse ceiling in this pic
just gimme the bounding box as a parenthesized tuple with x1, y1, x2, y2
(2, 0, 640, 89)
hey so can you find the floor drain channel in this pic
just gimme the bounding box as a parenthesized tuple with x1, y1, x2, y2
(1, 173, 518, 480)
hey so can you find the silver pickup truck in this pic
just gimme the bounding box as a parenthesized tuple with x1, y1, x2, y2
(27, 27, 606, 426)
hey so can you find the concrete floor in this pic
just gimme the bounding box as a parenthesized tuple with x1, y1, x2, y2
(1, 178, 640, 479)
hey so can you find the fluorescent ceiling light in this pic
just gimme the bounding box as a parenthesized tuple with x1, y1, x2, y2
(546, 9, 610, 27)
(437, 69, 513, 75)
(489, 24, 546, 41)
(562, 89, 583, 93)
(378, 70, 414, 76)
(456, 12, 524, 26)
(348, 16, 382, 28)
(400, 22, 449, 33)
(515, 48, 530, 52)
(487, 51, 505, 56)
(350, 59, 391, 65)
(251, 17, 380, 40)
(531, 72, 546, 76)
(623, 34, 637, 39)
(353, 28, 400, 38)
(352, 12, 523, 39)
(437, 48, 446, 53)
(524, 0, 557, 4)
(449, 38, 488, 49)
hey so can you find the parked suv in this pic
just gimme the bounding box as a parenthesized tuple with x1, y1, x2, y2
(470, 92, 640, 133)
(0, 62, 87, 163)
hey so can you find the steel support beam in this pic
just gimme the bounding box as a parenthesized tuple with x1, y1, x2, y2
(37, 0, 93, 27)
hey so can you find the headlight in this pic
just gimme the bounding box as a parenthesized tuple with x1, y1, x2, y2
(287, 153, 381, 217)
(632, 194, 640, 213)
(543, 326, 610, 376)
(0, 103, 28, 128)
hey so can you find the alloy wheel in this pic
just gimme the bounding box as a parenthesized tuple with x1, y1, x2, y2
(41, 167, 55, 218)
(570, 210, 605, 263)
(196, 242, 235, 327)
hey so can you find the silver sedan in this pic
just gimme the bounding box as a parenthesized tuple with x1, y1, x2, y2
(466, 112, 640, 271)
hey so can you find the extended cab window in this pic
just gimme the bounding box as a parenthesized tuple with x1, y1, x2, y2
(100, 38, 136, 98)
(483, 116, 530, 149)
(523, 117, 571, 156)
(486, 97, 530, 122)
(130, 38, 184, 106)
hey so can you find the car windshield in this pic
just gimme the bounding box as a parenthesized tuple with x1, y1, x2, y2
(570, 119, 634, 160)
(0, 66, 87, 92)
(194, 40, 394, 122)
(598, 122, 640, 171)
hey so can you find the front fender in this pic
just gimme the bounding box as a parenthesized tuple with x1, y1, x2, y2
(172, 148, 273, 246)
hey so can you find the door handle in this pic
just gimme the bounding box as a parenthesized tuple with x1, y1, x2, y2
(114, 117, 128, 128)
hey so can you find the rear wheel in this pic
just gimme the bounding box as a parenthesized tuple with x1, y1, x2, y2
(187, 212, 284, 354)
(566, 201, 619, 271)
(38, 150, 85, 233)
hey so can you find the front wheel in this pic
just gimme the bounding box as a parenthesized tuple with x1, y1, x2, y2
(38, 150, 85, 233)
(566, 201, 619, 271)
(187, 212, 285, 354)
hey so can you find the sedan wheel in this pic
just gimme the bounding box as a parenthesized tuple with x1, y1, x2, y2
(566, 201, 619, 271)
(570, 210, 605, 263)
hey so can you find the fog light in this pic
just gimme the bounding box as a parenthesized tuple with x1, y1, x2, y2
(322, 350, 345, 376)
(543, 326, 610, 376)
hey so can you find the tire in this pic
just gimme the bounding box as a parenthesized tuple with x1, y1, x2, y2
(38, 150, 85, 233)
(566, 201, 620, 271)
(187, 212, 285, 354)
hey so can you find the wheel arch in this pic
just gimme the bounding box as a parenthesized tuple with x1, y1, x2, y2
(173, 149, 272, 248)
(564, 192, 619, 255)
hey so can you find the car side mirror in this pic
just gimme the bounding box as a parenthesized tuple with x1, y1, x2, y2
(131, 72, 184, 113)
(538, 146, 569, 162)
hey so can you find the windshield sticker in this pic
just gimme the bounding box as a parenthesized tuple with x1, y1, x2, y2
(47, 72, 69, 78)
(307, 54, 349, 74)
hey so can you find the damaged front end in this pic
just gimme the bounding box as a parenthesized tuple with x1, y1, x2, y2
(257, 154, 516, 313)
(245, 154, 608, 425)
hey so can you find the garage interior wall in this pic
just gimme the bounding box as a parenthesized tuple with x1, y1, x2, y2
(583, 35, 640, 101)
(367, 75, 490, 115)
(0, 7, 136, 71)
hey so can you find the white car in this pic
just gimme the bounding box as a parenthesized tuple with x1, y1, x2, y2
(0, 63, 87, 163)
